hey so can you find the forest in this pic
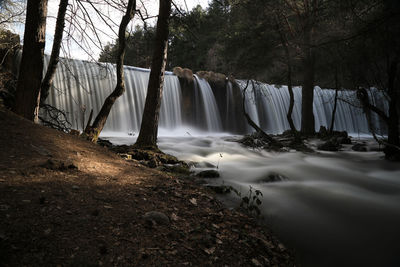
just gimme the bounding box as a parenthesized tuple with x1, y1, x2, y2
(0, 0, 400, 266)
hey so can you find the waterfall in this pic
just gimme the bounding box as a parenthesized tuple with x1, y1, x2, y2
(193, 75, 223, 132)
(43, 56, 183, 134)
(29, 53, 386, 136)
(238, 80, 385, 134)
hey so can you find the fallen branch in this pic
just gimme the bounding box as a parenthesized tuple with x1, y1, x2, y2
(241, 80, 280, 146)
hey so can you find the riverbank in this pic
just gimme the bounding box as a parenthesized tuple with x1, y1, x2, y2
(0, 107, 294, 266)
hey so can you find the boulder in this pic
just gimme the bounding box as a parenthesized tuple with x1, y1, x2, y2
(259, 173, 289, 183)
(317, 139, 341, 151)
(206, 185, 231, 194)
(352, 143, 368, 152)
(196, 170, 220, 178)
(337, 136, 352, 144)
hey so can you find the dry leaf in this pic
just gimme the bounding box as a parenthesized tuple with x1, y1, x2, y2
(189, 198, 197, 205)
(171, 213, 179, 221)
(204, 247, 215, 255)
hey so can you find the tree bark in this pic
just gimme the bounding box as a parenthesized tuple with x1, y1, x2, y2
(40, 0, 68, 104)
(13, 0, 48, 122)
(85, 0, 136, 142)
(384, 59, 400, 159)
(300, 26, 316, 134)
(329, 67, 339, 133)
(275, 14, 296, 132)
(134, 0, 172, 150)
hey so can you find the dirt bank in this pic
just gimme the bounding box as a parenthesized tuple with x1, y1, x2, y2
(0, 107, 294, 266)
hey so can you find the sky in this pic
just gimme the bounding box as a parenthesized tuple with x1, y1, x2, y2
(13, 0, 209, 60)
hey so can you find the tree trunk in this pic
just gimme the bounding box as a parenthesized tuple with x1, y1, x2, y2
(13, 0, 48, 122)
(329, 68, 339, 133)
(40, 0, 68, 104)
(134, 0, 172, 150)
(84, 0, 136, 142)
(275, 14, 296, 132)
(384, 59, 400, 160)
(300, 27, 316, 134)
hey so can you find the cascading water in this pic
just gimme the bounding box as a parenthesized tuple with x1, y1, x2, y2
(32, 53, 387, 136)
(193, 75, 223, 132)
(238, 80, 386, 135)
(43, 56, 183, 134)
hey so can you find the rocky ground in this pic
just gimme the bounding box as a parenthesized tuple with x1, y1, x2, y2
(0, 107, 294, 266)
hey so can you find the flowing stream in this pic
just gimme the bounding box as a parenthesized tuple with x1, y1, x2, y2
(104, 134, 400, 267)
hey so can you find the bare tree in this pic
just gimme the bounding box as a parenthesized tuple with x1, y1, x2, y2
(84, 0, 136, 142)
(13, 0, 48, 122)
(134, 0, 172, 150)
(40, 0, 69, 104)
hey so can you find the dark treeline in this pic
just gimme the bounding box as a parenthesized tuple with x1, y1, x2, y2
(99, 0, 399, 88)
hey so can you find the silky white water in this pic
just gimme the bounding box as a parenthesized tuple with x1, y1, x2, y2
(104, 134, 400, 267)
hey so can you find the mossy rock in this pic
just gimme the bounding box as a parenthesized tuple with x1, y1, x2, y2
(196, 169, 220, 178)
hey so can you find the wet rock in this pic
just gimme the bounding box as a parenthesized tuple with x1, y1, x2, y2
(318, 126, 328, 138)
(143, 211, 170, 226)
(337, 136, 352, 144)
(206, 185, 231, 194)
(317, 139, 341, 151)
(69, 129, 80, 136)
(97, 138, 113, 148)
(147, 159, 158, 168)
(352, 143, 368, 152)
(259, 173, 288, 183)
(162, 164, 191, 174)
(196, 170, 220, 178)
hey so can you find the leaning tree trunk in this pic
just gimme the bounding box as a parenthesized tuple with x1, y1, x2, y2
(134, 0, 172, 150)
(329, 68, 339, 134)
(13, 0, 48, 122)
(300, 27, 316, 134)
(84, 0, 136, 142)
(40, 0, 68, 104)
(241, 80, 280, 146)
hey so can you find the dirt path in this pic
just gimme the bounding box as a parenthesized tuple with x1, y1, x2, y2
(0, 108, 294, 266)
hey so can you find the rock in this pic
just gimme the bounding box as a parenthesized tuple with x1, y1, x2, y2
(317, 139, 341, 151)
(352, 143, 368, 152)
(143, 211, 170, 226)
(206, 185, 231, 194)
(259, 172, 288, 183)
(147, 159, 158, 168)
(97, 138, 113, 148)
(318, 126, 328, 137)
(162, 164, 191, 174)
(196, 170, 220, 178)
(69, 129, 80, 136)
(337, 136, 352, 144)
